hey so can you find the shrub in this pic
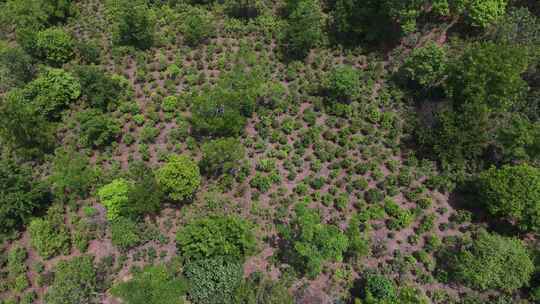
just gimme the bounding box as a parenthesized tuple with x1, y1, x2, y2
(76, 109, 121, 148)
(448, 230, 534, 291)
(181, 6, 215, 46)
(45, 256, 98, 304)
(29, 205, 71, 259)
(111, 264, 188, 304)
(110, 216, 142, 250)
(184, 256, 243, 304)
(200, 137, 245, 176)
(35, 27, 74, 66)
(156, 154, 201, 202)
(98, 178, 130, 221)
(176, 215, 256, 261)
(477, 164, 540, 232)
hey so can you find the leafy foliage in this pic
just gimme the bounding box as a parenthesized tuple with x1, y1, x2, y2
(184, 256, 243, 304)
(24, 68, 81, 120)
(401, 42, 447, 89)
(28, 205, 71, 259)
(0, 44, 33, 92)
(477, 163, 540, 232)
(110, 216, 142, 250)
(35, 27, 74, 66)
(176, 215, 256, 261)
(74, 65, 125, 110)
(126, 161, 164, 217)
(327, 65, 361, 103)
(446, 230, 534, 291)
(191, 67, 266, 137)
(419, 42, 530, 168)
(233, 273, 294, 304)
(111, 0, 155, 49)
(181, 6, 215, 46)
(285, 0, 324, 58)
(156, 154, 201, 202)
(45, 256, 98, 304)
(111, 264, 188, 304)
(466, 0, 508, 28)
(0, 154, 50, 236)
(200, 138, 245, 176)
(281, 203, 349, 277)
(49, 148, 97, 204)
(76, 109, 121, 148)
(98, 178, 130, 221)
(0, 89, 56, 157)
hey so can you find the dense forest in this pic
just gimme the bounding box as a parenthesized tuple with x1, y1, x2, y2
(0, 0, 539, 303)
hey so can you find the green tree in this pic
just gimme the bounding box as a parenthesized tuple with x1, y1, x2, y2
(0, 44, 34, 92)
(176, 215, 256, 261)
(191, 67, 266, 137)
(45, 256, 98, 304)
(181, 6, 215, 46)
(285, 0, 324, 58)
(76, 109, 121, 148)
(326, 65, 361, 103)
(98, 178, 130, 221)
(364, 274, 396, 300)
(28, 205, 71, 259)
(200, 137, 245, 176)
(446, 42, 528, 112)
(234, 273, 294, 304)
(331, 0, 423, 43)
(449, 230, 534, 291)
(126, 161, 164, 217)
(477, 163, 540, 232)
(401, 42, 447, 89)
(281, 203, 349, 277)
(0, 154, 50, 236)
(0, 89, 57, 157)
(74, 65, 125, 110)
(224, 0, 261, 18)
(156, 154, 201, 202)
(24, 68, 81, 120)
(110, 216, 142, 250)
(184, 256, 243, 304)
(111, 264, 188, 304)
(418, 42, 530, 168)
(488, 7, 540, 46)
(112, 0, 155, 49)
(466, 0, 508, 28)
(35, 27, 74, 66)
(49, 148, 97, 204)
